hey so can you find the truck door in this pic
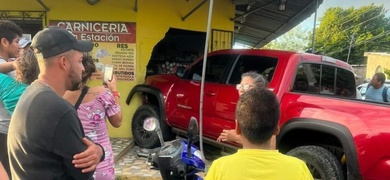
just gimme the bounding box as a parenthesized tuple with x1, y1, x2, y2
(169, 54, 236, 136)
(210, 54, 279, 138)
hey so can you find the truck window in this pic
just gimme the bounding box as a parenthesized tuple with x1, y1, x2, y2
(228, 55, 278, 85)
(186, 54, 234, 83)
(293, 63, 356, 98)
(293, 64, 320, 93)
(336, 68, 356, 98)
(321, 65, 336, 95)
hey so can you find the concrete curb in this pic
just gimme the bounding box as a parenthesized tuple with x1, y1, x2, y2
(114, 140, 135, 163)
(115, 175, 161, 180)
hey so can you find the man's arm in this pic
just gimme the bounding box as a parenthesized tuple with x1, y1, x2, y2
(72, 138, 104, 173)
(52, 111, 95, 179)
(0, 61, 14, 73)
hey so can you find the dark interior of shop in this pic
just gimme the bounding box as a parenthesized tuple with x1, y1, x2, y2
(147, 28, 206, 75)
(14, 20, 42, 37)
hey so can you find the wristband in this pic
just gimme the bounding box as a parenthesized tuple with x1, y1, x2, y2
(96, 143, 105, 162)
(112, 91, 120, 98)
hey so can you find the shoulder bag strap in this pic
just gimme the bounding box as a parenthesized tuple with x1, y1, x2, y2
(74, 86, 89, 110)
(382, 86, 388, 102)
(367, 83, 372, 90)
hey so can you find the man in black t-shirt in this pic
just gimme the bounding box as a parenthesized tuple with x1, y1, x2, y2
(8, 27, 104, 179)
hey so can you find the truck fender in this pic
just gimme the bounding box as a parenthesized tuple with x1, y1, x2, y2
(126, 84, 166, 122)
(278, 119, 361, 179)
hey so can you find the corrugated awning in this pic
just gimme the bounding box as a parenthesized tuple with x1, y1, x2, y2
(233, 0, 323, 48)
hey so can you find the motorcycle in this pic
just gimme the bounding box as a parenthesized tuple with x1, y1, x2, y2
(143, 116, 206, 180)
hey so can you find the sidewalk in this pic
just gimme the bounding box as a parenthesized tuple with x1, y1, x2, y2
(111, 138, 226, 180)
(111, 138, 161, 180)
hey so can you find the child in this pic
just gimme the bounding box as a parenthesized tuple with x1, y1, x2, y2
(217, 71, 267, 143)
(206, 87, 313, 180)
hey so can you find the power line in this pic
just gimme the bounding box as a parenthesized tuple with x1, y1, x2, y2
(326, 31, 390, 56)
(353, 31, 390, 46)
(341, 14, 382, 33)
(315, 14, 389, 53)
(339, 6, 378, 26)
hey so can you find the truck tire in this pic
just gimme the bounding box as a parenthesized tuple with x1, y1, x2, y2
(132, 105, 161, 148)
(287, 145, 345, 180)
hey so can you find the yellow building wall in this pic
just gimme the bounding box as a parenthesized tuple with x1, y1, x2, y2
(1, 0, 234, 138)
(365, 52, 390, 79)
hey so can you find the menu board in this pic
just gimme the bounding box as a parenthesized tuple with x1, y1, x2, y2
(49, 21, 136, 81)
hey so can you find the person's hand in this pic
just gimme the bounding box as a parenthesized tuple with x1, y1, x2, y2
(72, 138, 104, 173)
(105, 75, 117, 92)
(217, 129, 238, 142)
(12, 58, 19, 70)
(0, 162, 9, 180)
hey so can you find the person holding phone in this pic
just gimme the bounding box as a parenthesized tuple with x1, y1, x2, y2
(63, 53, 122, 180)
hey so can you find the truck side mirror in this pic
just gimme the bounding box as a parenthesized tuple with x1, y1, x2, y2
(187, 117, 198, 141)
(187, 117, 199, 158)
(175, 66, 186, 78)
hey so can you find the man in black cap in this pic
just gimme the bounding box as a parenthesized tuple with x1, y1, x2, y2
(8, 27, 104, 180)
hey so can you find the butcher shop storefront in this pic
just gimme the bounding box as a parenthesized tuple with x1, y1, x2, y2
(0, 0, 234, 138)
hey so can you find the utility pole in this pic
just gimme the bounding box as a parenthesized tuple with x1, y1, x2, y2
(311, 0, 319, 53)
(346, 34, 355, 63)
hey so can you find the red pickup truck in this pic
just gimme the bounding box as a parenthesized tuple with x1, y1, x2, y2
(126, 49, 390, 179)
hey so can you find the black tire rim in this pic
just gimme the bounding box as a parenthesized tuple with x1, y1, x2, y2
(306, 163, 322, 180)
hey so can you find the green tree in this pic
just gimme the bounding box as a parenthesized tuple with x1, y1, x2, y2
(314, 4, 390, 64)
(384, 68, 390, 78)
(263, 25, 311, 52)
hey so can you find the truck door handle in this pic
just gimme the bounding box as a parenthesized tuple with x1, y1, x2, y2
(206, 90, 216, 96)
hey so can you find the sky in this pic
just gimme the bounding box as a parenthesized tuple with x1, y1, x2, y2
(299, 0, 390, 30)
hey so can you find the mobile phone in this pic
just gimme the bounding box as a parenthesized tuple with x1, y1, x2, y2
(103, 64, 114, 86)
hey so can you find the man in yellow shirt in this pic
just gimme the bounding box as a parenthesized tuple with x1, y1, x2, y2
(205, 88, 313, 180)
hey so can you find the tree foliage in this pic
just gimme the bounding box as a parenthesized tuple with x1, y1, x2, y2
(263, 26, 311, 52)
(384, 68, 390, 78)
(313, 4, 390, 64)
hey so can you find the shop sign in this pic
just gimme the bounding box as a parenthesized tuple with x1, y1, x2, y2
(49, 20, 136, 81)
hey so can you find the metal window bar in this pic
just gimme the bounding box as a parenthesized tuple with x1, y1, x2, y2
(210, 29, 233, 52)
(0, 11, 47, 27)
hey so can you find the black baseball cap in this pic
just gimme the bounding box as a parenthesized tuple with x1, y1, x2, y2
(32, 26, 93, 58)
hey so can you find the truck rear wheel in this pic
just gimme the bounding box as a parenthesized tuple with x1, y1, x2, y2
(132, 105, 161, 148)
(287, 145, 345, 180)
